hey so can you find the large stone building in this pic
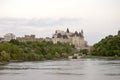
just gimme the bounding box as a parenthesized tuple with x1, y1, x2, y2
(52, 28, 88, 50)
(4, 33, 16, 41)
(17, 34, 43, 42)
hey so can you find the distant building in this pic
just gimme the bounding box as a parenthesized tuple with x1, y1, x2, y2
(44, 37, 52, 41)
(52, 28, 89, 50)
(16, 34, 43, 42)
(4, 33, 16, 41)
(0, 37, 4, 42)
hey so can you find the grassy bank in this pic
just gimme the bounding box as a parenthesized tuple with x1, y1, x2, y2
(0, 40, 74, 62)
(82, 55, 120, 59)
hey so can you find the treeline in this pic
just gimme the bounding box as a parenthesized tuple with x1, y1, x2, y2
(0, 40, 75, 61)
(90, 34, 120, 56)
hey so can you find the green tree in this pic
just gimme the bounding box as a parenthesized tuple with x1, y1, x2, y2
(0, 51, 10, 61)
(90, 34, 120, 56)
(80, 49, 89, 55)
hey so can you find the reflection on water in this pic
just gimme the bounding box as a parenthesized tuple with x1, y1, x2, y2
(105, 73, 120, 76)
(49, 72, 84, 75)
(0, 59, 120, 80)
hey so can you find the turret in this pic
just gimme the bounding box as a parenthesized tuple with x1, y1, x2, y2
(66, 28, 69, 33)
(75, 31, 79, 36)
(81, 29, 83, 34)
(81, 29, 84, 38)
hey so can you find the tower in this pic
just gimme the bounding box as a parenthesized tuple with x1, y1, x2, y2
(81, 29, 84, 38)
(66, 28, 69, 33)
(81, 29, 83, 34)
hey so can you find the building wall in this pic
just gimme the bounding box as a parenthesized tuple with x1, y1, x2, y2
(16, 35, 43, 42)
(52, 29, 88, 50)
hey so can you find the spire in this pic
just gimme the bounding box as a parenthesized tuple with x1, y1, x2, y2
(81, 29, 83, 34)
(66, 28, 69, 33)
(81, 29, 84, 38)
(75, 31, 79, 36)
(79, 32, 82, 37)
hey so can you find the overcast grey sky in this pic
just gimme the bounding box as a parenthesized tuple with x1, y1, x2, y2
(0, 0, 120, 45)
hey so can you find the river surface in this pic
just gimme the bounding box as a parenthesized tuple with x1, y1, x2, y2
(0, 59, 120, 80)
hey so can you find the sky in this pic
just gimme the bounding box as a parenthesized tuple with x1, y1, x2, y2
(0, 0, 120, 45)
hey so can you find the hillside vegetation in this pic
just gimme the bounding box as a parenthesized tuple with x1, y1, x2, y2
(90, 34, 120, 56)
(0, 40, 74, 61)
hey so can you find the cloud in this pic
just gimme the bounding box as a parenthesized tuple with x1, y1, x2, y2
(0, 18, 81, 27)
(0, 0, 120, 45)
(0, 18, 82, 38)
(0, 17, 119, 45)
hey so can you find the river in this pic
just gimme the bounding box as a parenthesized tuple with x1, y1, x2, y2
(0, 59, 120, 80)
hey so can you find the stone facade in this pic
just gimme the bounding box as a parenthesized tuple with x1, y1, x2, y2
(52, 28, 88, 50)
(16, 35, 43, 42)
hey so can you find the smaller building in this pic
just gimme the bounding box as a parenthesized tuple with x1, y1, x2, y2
(16, 34, 43, 42)
(4, 33, 16, 41)
(44, 37, 52, 41)
(0, 37, 4, 42)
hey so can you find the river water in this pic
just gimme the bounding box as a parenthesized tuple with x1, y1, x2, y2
(0, 59, 120, 80)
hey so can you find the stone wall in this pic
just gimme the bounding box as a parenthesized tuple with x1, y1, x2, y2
(17, 35, 43, 42)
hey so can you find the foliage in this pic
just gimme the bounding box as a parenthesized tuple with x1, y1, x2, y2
(80, 49, 89, 55)
(90, 35, 120, 56)
(0, 40, 74, 61)
(0, 51, 10, 61)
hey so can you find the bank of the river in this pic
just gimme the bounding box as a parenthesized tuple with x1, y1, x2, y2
(0, 57, 68, 65)
(0, 62, 9, 65)
(0, 40, 75, 62)
(82, 55, 120, 59)
(1, 55, 120, 65)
